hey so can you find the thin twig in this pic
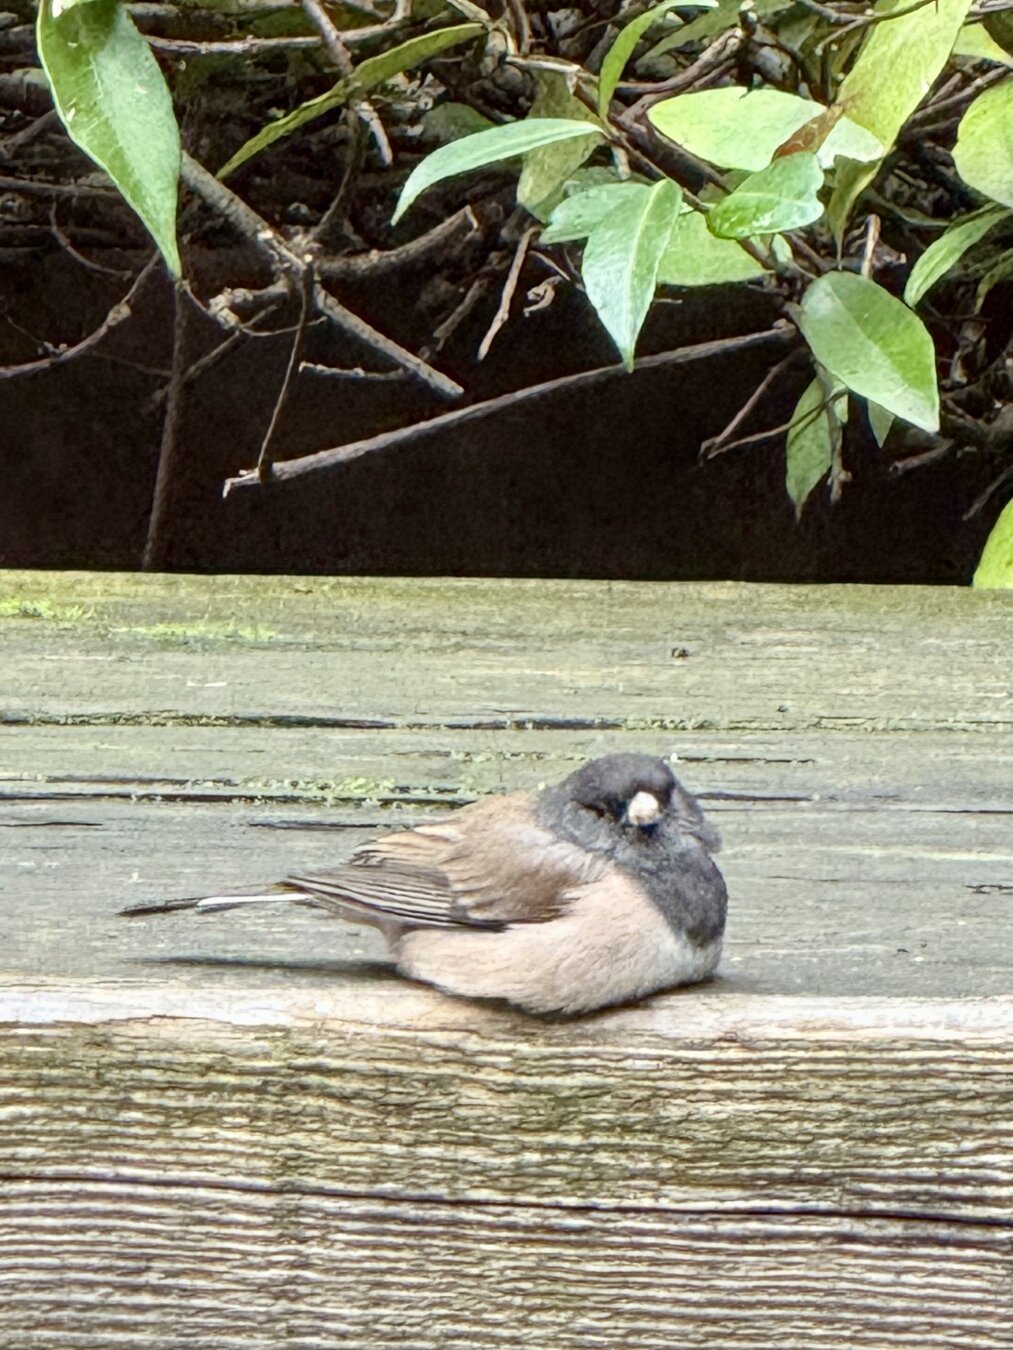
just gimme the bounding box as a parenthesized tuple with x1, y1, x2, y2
(318, 206, 478, 277)
(180, 152, 462, 397)
(963, 462, 1013, 519)
(222, 327, 796, 496)
(478, 225, 536, 361)
(861, 214, 880, 279)
(300, 0, 392, 164)
(0, 252, 159, 382)
(619, 31, 742, 122)
(700, 350, 800, 458)
(256, 270, 312, 479)
(142, 280, 190, 571)
(49, 201, 132, 279)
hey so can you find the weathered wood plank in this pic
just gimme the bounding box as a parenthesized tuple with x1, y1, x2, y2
(0, 571, 1011, 1348)
(3, 1184, 1011, 1349)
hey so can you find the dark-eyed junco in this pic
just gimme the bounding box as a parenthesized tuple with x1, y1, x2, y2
(125, 753, 727, 1015)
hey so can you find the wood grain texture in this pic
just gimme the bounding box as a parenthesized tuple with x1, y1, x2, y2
(1, 571, 1011, 1347)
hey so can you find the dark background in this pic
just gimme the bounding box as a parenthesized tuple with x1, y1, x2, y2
(0, 246, 1001, 582)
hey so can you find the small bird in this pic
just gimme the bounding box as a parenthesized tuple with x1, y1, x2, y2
(124, 753, 727, 1016)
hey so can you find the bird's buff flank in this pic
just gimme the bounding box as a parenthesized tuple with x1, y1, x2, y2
(124, 753, 728, 1015)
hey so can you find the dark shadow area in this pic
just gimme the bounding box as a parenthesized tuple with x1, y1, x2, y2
(1, 248, 1002, 581)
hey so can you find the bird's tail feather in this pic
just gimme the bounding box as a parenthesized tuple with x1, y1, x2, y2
(121, 889, 314, 918)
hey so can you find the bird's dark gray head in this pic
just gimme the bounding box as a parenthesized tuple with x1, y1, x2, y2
(564, 753, 675, 825)
(543, 753, 720, 853)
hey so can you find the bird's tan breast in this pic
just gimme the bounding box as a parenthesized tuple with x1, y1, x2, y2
(393, 866, 720, 1015)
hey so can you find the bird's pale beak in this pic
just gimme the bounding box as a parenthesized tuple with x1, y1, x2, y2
(626, 791, 662, 827)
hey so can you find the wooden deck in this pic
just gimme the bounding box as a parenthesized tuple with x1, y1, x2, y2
(1, 571, 1011, 1348)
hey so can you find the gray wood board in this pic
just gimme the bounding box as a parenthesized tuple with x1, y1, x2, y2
(0, 572, 1010, 998)
(1, 571, 1012, 1350)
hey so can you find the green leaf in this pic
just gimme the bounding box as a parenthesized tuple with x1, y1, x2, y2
(786, 376, 846, 519)
(707, 153, 824, 238)
(422, 102, 495, 143)
(658, 208, 767, 285)
(581, 177, 682, 369)
(983, 11, 1013, 56)
(952, 80, 1013, 208)
(640, 0, 791, 65)
(827, 0, 974, 240)
(648, 86, 881, 173)
(517, 70, 602, 221)
(220, 23, 483, 179)
(976, 250, 1013, 309)
(904, 204, 1009, 306)
(393, 118, 605, 224)
(598, 0, 690, 119)
(797, 271, 939, 433)
(541, 181, 650, 243)
(867, 400, 895, 448)
(36, 0, 180, 274)
(973, 497, 1013, 588)
(954, 21, 1012, 65)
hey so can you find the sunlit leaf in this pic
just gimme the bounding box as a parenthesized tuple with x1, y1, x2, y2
(581, 177, 682, 369)
(827, 0, 974, 240)
(658, 208, 768, 285)
(786, 375, 847, 519)
(867, 400, 895, 448)
(953, 21, 1012, 64)
(708, 153, 824, 238)
(649, 86, 880, 173)
(393, 118, 605, 224)
(904, 204, 1009, 306)
(541, 181, 650, 243)
(220, 23, 484, 179)
(952, 80, 1013, 208)
(973, 497, 1013, 588)
(797, 271, 939, 433)
(37, 0, 180, 273)
(517, 70, 601, 221)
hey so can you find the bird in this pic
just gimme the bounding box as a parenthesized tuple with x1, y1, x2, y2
(124, 753, 727, 1016)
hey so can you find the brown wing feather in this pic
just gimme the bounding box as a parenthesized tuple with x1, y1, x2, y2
(292, 792, 602, 930)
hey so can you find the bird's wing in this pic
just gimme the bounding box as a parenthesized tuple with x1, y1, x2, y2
(290, 792, 602, 929)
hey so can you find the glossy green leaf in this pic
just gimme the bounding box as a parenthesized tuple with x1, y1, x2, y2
(220, 23, 483, 179)
(828, 0, 974, 240)
(954, 21, 1012, 64)
(37, 0, 180, 274)
(541, 181, 650, 243)
(648, 86, 881, 173)
(708, 153, 823, 238)
(976, 251, 1013, 309)
(973, 497, 1013, 588)
(658, 208, 767, 285)
(581, 177, 682, 369)
(867, 400, 895, 448)
(517, 71, 601, 221)
(598, 0, 690, 119)
(797, 271, 939, 432)
(953, 80, 1013, 208)
(786, 376, 846, 519)
(393, 118, 604, 224)
(904, 204, 1009, 306)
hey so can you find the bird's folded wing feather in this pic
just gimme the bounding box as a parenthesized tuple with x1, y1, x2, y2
(293, 791, 603, 929)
